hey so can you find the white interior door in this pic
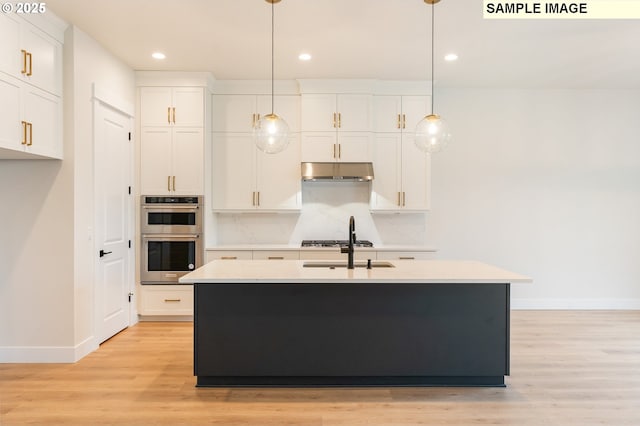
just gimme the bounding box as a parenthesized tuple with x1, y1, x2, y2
(94, 101, 132, 344)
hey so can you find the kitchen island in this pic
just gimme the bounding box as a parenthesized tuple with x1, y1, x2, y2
(180, 260, 531, 387)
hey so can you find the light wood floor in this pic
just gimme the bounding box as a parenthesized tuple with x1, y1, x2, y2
(1, 311, 639, 425)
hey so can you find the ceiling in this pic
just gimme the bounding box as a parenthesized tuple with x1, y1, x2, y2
(46, 0, 640, 89)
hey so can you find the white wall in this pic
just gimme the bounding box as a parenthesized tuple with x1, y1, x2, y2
(431, 88, 640, 309)
(68, 26, 136, 352)
(0, 25, 135, 362)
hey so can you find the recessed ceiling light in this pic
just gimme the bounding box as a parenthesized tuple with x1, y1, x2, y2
(152, 52, 166, 60)
(298, 53, 312, 61)
(444, 53, 458, 62)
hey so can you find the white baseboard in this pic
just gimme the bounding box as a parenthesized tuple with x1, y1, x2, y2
(0, 337, 98, 363)
(512, 298, 640, 310)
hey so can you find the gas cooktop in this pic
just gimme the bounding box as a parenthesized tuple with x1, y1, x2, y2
(301, 240, 374, 248)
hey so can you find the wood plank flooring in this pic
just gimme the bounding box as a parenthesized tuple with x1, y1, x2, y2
(1, 311, 639, 425)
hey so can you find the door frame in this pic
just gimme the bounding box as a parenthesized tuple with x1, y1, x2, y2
(92, 84, 136, 345)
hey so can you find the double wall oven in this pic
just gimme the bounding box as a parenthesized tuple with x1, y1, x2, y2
(140, 196, 203, 284)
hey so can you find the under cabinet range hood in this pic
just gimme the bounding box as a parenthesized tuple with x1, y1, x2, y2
(301, 162, 374, 182)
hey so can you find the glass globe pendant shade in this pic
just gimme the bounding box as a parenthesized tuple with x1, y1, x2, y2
(253, 113, 290, 154)
(414, 114, 451, 153)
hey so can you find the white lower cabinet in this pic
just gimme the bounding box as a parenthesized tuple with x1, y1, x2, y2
(252, 251, 300, 260)
(139, 285, 194, 316)
(206, 250, 253, 261)
(375, 250, 436, 260)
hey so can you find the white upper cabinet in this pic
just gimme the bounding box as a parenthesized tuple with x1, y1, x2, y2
(212, 133, 301, 211)
(0, 14, 62, 96)
(371, 95, 431, 212)
(212, 94, 300, 133)
(300, 93, 372, 162)
(140, 86, 205, 195)
(0, 14, 63, 159)
(373, 95, 430, 133)
(301, 93, 372, 132)
(140, 87, 204, 127)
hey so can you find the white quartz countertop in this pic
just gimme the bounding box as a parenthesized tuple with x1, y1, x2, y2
(179, 260, 532, 284)
(206, 245, 438, 252)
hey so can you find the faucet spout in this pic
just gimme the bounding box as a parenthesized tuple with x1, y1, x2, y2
(341, 216, 356, 269)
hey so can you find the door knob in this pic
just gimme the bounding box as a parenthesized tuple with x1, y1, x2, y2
(99, 249, 113, 257)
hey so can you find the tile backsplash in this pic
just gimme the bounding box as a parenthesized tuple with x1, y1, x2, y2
(212, 182, 428, 246)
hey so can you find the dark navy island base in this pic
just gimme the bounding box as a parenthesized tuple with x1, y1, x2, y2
(194, 282, 510, 387)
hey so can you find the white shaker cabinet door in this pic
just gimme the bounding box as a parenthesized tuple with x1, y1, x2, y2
(212, 133, 256, 210)
(336, 94, 372, 132)
(140, 127, 173, 194)
(23, 84, 62, 159)
(370, 133, 401, 210)
(172, 128, 204, 195)
(0, 76, 23, 153)
(172, 87, 204, 127)
(140, 87, 173, 126)
(301, 94, 337, 132)
(212, 94, 257, 133)
(0, 14, 21, 80)
(21, 21, 62, 96)
(256, 135, 301, 210)
(401, 134, 431, 211)
(373, 96, 402, 133)
(401, 96, 430, 133)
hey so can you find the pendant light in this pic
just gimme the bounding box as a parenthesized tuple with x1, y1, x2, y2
(415, 0, 451, 153)
(254, 0, 290, 154)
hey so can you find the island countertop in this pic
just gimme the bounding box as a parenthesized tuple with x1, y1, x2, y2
(179, 259, 532, 284)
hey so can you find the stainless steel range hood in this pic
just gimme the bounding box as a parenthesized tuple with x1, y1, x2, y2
(301, 162, 374, 182)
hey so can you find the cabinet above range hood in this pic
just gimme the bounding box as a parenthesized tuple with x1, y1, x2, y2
(301, 162, 374, 182)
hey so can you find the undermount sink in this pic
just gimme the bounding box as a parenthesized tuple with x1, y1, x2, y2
(302, 261, 395, 268)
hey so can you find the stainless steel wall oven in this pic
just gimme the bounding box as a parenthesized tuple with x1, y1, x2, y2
(140, 196, 203, 284)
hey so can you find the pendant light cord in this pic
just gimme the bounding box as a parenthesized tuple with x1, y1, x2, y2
(430, 1, 435, 114)
(271, 0, 275, 114)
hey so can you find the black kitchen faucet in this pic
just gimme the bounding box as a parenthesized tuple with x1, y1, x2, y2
(340, 216, 356, 269)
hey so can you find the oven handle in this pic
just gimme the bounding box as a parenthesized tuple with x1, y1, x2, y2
(142, 206, 199, 209)
(142, 234, 200, 239)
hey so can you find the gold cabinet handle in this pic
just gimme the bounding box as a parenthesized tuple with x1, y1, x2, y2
(26, 52, 32, 76)
(397, 114, 401, 129)
(21, 50, 28, 75)
(333, 112, 337, 128)
(402, 192, 406, 207)
(221, 256, 237, 260)
(167, 176, 171, 192)
(172, 176, 176, 192)
(256, 191, 260, 207)
(399, 256, 415, 260)
(267, 256, 284, 260)
(252, 191, 256, 206)
(164, 299, 181, 303)
(402, 114, 406, 129)
(27, 122, 32, 146)
(252, 113, 256, 128)
(338, 143, 341, 159)
(333, 144, 337, 159)
(167, 107, 171, 124)
(397, 192, 401, 206)
(338, 112, 341, 128)
(21, 121, 28, 145)
(172, 107, 176, 124)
